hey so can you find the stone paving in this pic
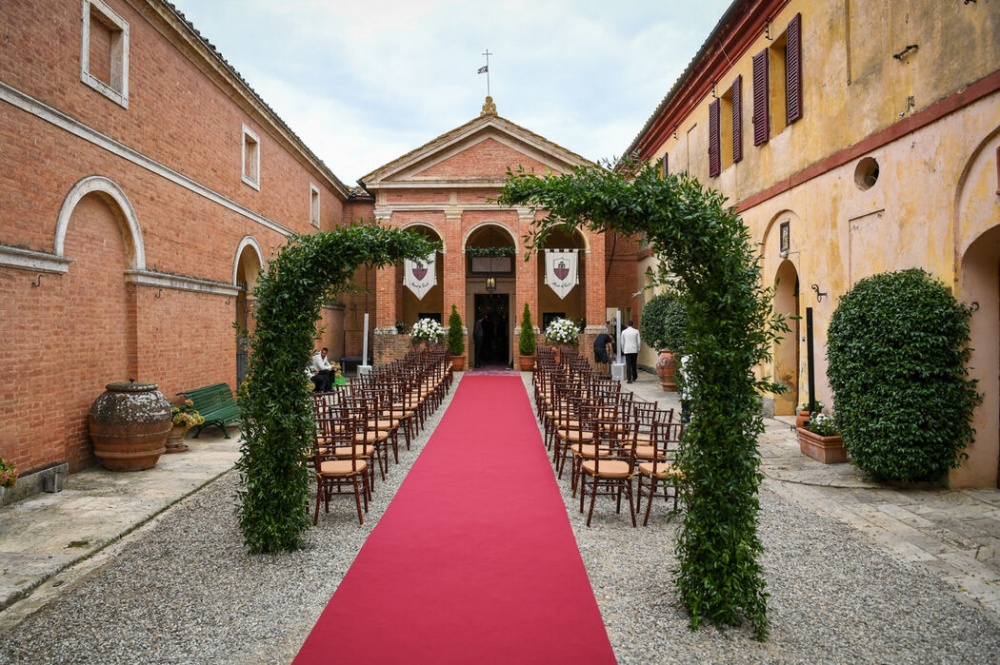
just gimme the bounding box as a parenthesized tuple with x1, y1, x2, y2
(2, 368, 1000, 630)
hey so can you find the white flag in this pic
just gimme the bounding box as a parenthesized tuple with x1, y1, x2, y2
(404, 253, 436, 300)
(544, 250, 578, 300)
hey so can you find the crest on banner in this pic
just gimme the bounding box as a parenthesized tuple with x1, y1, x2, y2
(544, 250, 578, 300)
(404, 253, 436, 300)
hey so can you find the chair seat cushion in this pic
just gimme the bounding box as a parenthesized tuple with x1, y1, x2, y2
(581, 459, 631, 478)
(319, 459, 368, 476)
(571, 443, 612, 459)
(638, 461, 683, 479)
(633, 445, 668, 461)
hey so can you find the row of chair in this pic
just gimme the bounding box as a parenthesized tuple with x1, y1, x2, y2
(309, 347, 454, 525)
(533, 346, 685, 526)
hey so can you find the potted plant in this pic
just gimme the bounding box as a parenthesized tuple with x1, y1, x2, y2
(638, 290, 688, 391)
(796, 412, 847, 464)
(544, 317, 579, 364)
(410, 317, 446, 348)
(795, 401, 824, 429)
(518, 303, 537, 371)
(0, 457, 16, 504)
(446, 305, 466, 371)
(167, 399, 205, 453)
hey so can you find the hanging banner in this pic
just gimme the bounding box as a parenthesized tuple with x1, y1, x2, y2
(404, 253, 436, 300)
(544, 250, 578, 300)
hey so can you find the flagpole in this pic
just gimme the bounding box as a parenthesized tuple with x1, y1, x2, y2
(480, 49, 492, 97)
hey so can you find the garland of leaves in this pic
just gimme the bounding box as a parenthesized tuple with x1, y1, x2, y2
(466, 245, 516, 258)
(499, 158, 787, 640)
(237, 224, 436, 554)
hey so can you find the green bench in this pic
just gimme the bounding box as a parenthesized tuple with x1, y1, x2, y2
(178, 383, 240, 439)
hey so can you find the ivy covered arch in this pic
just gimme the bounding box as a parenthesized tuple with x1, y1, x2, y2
(237, 224, 436, 554)
(499, 159, 786, 640)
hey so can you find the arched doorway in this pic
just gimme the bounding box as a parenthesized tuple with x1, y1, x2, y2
(234, 237, 263, 387)
(960, 225, 1000, 487)
(466, 224, 516, 367)
(536, 227, 586, 333)
(398, 225, 444, 327)
(773, 260, 800, 416)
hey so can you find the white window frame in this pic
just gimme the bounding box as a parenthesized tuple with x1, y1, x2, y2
(310, 185, 321, 228)
(80, 0, 130, 108)
(242, 125, 261, 190)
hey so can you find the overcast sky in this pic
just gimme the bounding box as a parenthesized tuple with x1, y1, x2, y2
(168, 0, 732, 185)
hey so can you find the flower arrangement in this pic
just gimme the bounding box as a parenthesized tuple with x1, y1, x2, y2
(0, 457, 17, 489)
(798, 400, 825, 414)
(805, 413, 839, 437)
(171, 399, 206, 428)
(545, 317, 579, 346)
(410, 317, 446, 344)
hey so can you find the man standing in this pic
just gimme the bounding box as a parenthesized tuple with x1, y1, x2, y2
(620, 320, 641, 384)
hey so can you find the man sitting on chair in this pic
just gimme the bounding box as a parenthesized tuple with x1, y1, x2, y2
(309, 347, 334, 392)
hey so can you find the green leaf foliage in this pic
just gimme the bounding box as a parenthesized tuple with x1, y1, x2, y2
(519, 303, 536, 356)
(499, 157, 788, 640)
(447, 304, 465, 356)
(237, 224, 437, 553)
(638, 289, 688, 353)
(827, 269, 981, 482)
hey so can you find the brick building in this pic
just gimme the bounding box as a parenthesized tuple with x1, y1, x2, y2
(1, 0, 642, 483)
(361, 97, 638, 368)
(0, 0, 370, 477)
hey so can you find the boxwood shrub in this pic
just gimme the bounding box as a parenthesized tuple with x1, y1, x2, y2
(826, 269, 981, 482)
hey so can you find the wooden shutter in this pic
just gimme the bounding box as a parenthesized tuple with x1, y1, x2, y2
(786, 13, 803, 125)
(752, 48, 769, 146)
(732, 75, 743, 163)
(708, 98, 721, 178)
(661, 153, 669, 177)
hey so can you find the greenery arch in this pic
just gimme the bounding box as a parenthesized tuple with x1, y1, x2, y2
(499, 159, 786, 639)
(236, 224, 436, 554)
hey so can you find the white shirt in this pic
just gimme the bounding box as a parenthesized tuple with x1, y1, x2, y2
(310, 352, 333, 374)
(620, 326, 641, 354)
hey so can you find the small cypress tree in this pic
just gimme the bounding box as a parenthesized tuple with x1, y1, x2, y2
(447, 304, 465, 357)
(519, 303, 536, 356)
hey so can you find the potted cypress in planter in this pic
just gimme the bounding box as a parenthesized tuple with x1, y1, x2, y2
(518, 303, 537, 371)
(446, 305, 466, 371)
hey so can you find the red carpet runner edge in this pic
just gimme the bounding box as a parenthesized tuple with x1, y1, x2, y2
(294, 374, 617, 664)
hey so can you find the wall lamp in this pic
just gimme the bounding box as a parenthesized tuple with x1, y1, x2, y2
(811, 284, 827, 302)
(485, 276, 496, 293)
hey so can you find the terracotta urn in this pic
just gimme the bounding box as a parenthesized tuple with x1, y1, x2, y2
(518, 354, 536, 371)
(89, 381, 172, 471)
(450, 355, 466, 371)
(655, 350, 678, 391)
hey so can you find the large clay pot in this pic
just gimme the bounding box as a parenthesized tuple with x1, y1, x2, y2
(89, 381, 172, 471)
(655, 350, 678, 391)
(450, 355, 466, 371)
(518, 354, 535, 371)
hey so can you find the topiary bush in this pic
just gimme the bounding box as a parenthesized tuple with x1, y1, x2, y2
(827, 268, 981, 483)
(519, 302, 536, 356)
(447, 304, 465, 357)
(238, 224, 436, 554)
(639, 289, 688, 353)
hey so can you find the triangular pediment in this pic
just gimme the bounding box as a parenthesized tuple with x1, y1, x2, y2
(361, 111, 595, 189)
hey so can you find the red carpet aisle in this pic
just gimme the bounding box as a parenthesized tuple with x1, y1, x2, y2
(295, 375, 616, 665)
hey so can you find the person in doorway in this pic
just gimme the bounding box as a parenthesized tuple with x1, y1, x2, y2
(620, 321, 641, 384)
(593, 328, 613, 375)
(473, 316, 485, 367)
(309, 347, 334, 392)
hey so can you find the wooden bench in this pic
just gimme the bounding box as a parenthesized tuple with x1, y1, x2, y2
(178, 383, 240, 439)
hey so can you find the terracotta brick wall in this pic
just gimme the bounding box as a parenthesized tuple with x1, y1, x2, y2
(0, 0, 353, 475)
